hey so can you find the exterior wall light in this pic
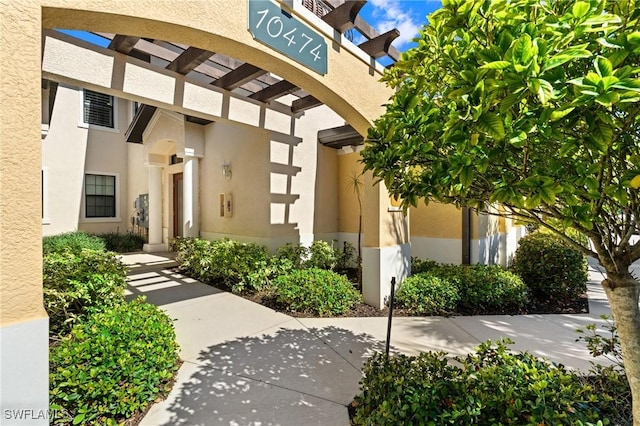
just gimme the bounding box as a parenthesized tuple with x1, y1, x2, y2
(222, 162, 232, 180)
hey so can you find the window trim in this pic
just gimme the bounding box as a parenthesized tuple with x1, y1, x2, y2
(78, 88, 119, 132)
(80, 171, 121, 223)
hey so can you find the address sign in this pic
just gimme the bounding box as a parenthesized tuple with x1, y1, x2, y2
(248, 0, 328, 75)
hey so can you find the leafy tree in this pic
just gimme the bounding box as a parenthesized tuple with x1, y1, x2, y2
(361, 0, 640, 421)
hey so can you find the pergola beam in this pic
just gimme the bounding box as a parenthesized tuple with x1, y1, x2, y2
(250, 80, 298, 102)
(358, 29, 400, 59)
(166, 47, 214, 75)
(108, 35, 140, 54)
(318, 124, 363, 148)
(213, 63, 267, 90)
(291, 95, 323, 113)
(321, 0, 366, 33)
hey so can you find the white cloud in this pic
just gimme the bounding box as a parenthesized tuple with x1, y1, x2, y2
(368, 0, 421, 48)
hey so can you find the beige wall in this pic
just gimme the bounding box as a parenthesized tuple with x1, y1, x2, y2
(338, 151, 365, 234)
(410, 202, 463, 239)
(201, 122, 271, 239)
(42, 86, 132, 236)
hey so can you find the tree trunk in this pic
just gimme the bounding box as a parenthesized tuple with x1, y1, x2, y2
(602, 271, 640, 426)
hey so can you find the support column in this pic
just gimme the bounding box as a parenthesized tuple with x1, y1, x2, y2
(0, 3, 49, 424)
(183, 155, 200, 238)
(144, 166, 165, 252)
(361, 172, 411, 309)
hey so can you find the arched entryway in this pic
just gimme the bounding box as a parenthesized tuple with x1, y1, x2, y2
(1, 1, 409, 420)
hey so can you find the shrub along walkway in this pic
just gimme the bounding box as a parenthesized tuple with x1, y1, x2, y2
(121, 252, 619, 426)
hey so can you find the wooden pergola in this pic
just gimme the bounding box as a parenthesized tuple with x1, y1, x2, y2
(45, 0, 399, 149)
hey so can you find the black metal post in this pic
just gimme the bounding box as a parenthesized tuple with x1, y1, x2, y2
(385, 276, 396, 357)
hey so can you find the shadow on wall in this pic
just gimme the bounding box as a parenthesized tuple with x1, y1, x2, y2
(476, 212, 501, 265)
(159, 326, 387, 426)
(269, 132, 302, 247)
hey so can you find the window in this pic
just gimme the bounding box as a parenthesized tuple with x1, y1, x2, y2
(83, 89, 115, 128)
(85, 174, 116, 218)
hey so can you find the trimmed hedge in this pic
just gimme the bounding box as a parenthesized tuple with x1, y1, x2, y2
(44, 249, 127, 336)
(353, 340, 604, 426)
(407, 261, 529, 313)
(96, 231, 146, 253)
(274, 268, 362, 316)
(512, 232, 588, 304)
(173, 237, 288, 293)
(50, 298, 180, 425)
(43, 232, 106, 255)
(395, 273, 459, 315)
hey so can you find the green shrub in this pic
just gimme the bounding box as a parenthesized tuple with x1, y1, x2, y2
(274, 268, 362, 316)
(96, 231, 146, 253)
(430, 264, 528, 312)
(512, 232, 588, 303)
(173, 237, 278, 293)
(276, 240, 347, 270)
(43, 232, 106, 255)
(43, 249, 127, 336)
(276, 243, 307, 269)
(50, 298, 180, 425)
(353, 339, 604, 426)
(410, 257, 439, 274)
(306, 240, 336, 269)
(395, 273, 459, 315)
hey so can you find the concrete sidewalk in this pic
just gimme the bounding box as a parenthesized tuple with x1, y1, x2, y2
(121, 252, 617, 426)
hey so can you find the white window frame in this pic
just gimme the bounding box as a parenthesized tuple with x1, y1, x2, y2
(78, 88, 119, 133)
(80, 171, 121, 223)
(42, 168, 51, 225)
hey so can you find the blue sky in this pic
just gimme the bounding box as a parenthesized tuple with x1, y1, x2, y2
(358, 0, 442, 51)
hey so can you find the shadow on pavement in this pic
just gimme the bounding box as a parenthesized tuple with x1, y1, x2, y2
(155, 326, 387, 426)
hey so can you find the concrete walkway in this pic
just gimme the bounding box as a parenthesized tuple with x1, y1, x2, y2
(121, 252, 618, 426)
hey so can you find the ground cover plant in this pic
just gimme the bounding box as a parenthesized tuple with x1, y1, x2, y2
(43, 248, 127, 336)
(50, 298, 180, 425)
(44, 232, 181, 425)
(352, 339, 608, 426)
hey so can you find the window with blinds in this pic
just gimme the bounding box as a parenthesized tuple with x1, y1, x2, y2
(85, 174, 116, 218)
(83, 90, 114, 128)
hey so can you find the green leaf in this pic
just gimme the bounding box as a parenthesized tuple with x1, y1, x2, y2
(460, 166, 473, 187)
(572, 1, 590, 18)
(73, 413, 85, 425)
(591, 122, 613, 147)
(611, 78, 640, 92)
(580, 14, 622, 30)
(550, 107, 575, 121)
(595, 57, 613, 77)
(530, 78, 554, 104)
(595, 91, 620, 106)
(511, 34, 534, 64)
(479, 61, 511, 70)
(476, 113, 505, 139)
(509, 131, 527, 146)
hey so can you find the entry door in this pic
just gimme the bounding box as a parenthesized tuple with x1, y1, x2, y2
(173, 173, 184, 238)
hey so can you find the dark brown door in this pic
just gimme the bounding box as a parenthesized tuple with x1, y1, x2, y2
(173, 173, 183, 238)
